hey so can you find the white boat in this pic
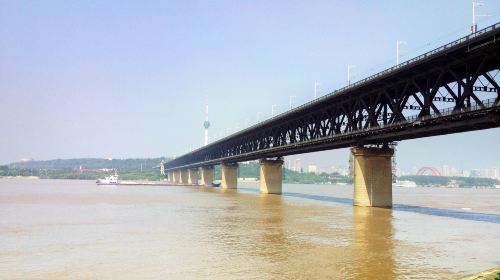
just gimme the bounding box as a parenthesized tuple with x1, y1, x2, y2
(96, 172, 119, 185)
(211, 180, 221, 187)
(394, 180, 417, 188)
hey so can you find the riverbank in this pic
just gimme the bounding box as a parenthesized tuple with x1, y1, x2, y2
(461, 267, 500, 280)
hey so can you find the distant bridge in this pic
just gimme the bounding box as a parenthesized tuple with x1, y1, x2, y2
(416, 167, 443, 176)
(164, 23, 500, 207)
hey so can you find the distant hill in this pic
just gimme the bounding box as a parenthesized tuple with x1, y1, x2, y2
(8, 157, 171, 171)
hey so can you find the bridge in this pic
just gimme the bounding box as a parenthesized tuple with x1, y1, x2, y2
(164, 23, 500, 207)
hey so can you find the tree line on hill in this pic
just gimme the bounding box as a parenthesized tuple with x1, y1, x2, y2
(8, 157, 169, 171)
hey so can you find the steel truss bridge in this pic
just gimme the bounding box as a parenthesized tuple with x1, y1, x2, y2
(165, 23, 500, 171)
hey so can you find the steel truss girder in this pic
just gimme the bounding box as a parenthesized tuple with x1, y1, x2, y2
(165, 27, 500, 171)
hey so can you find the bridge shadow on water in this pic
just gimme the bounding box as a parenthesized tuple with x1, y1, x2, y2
(237, 187, 500, 225)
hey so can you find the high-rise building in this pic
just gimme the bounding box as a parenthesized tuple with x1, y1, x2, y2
(470, 169, 481, 177)
(294, 159, 301, 172)
(492, 168, 500, 179)
(442, 165, 450, 176)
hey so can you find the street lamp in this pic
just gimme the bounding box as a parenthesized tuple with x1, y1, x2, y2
(256, 111, 263, 122)
(289, 96, 296, 110)
(396, 40, 406, 65)
(271, 105, 279, 117)
(472, 1, 482, 33)
(347, 65, 356, 86)
(472, 1, 489, 33)
(314, 82, 320, 99)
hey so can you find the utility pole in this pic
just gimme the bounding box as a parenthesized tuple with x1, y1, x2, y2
(347, 65, 356, 86)
(396, 40, 406, 65)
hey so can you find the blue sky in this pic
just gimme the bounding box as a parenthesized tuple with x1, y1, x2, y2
(1, 0, 499, 171)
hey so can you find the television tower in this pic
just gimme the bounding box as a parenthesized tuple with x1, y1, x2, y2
(203, 105, 210, 146)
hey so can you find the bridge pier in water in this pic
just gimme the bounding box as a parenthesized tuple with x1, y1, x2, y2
(221, 163, 238, 189)
(188, 169, 199, 185)
(352, 147, 394, 208)
(180, 169, 189, 185)
(200, 166, 214, 186)
(172, 170, 181, 184)
(259, 159, 283, 194)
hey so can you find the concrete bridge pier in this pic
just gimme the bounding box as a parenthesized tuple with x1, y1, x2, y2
(200, 166, 214, 186)
(351, 147, 394, 207)
(259, 159, 284, 194)
(221, 163, 238, 189)
(188, 168, 199, 185)
(180, 169, 189, 185)
(166, 171, 172, 183)
(172, 170, 180, 184)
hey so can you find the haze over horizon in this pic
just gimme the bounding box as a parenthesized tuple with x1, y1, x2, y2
(1, 0, 500, 170)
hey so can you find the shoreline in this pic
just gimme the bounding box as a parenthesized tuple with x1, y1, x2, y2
(461, 267, 500, 280)
(1, 176, 500, 189)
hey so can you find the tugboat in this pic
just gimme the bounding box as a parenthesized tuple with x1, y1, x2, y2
(96, 171, 119, 186)
(211, 180, 221, 187)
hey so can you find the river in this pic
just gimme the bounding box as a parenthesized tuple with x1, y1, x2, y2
(0, 179, 499, 279)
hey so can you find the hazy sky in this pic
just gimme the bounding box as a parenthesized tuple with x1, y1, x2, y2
(1, 0, 500, 170)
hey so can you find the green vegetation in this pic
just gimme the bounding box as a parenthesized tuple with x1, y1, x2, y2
(9, 158, 168, 171)
(494, 272, 500, 280)
(213, 161, 351, 184)
(1, 158, 168, 181)
(399, 175, 499, 188)
(0, 166, 165, 181)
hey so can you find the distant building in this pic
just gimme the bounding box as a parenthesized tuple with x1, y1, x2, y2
(307, 164, 318, 174)
(470, 169, 481, 177)
(293, 159, 301, 172)
(442, 165, 450, 176)
(492, 168, 500, 179)
(331, 165, 348, 176)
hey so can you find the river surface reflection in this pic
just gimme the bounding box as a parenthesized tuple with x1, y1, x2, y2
(0, 179, 499, 279)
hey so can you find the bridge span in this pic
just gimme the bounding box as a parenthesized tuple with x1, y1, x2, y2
(164, 23, 500, 207)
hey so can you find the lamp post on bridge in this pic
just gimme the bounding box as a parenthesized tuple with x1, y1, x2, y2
(271, 105, 279, 117)
(347, 65, 356, 86)
(396, 40, 406, 65)
(256, 111, 262, 123)
(472, 1, 489, 33)
(314, 82, 320, 99)
(289, 96, 296, 110)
